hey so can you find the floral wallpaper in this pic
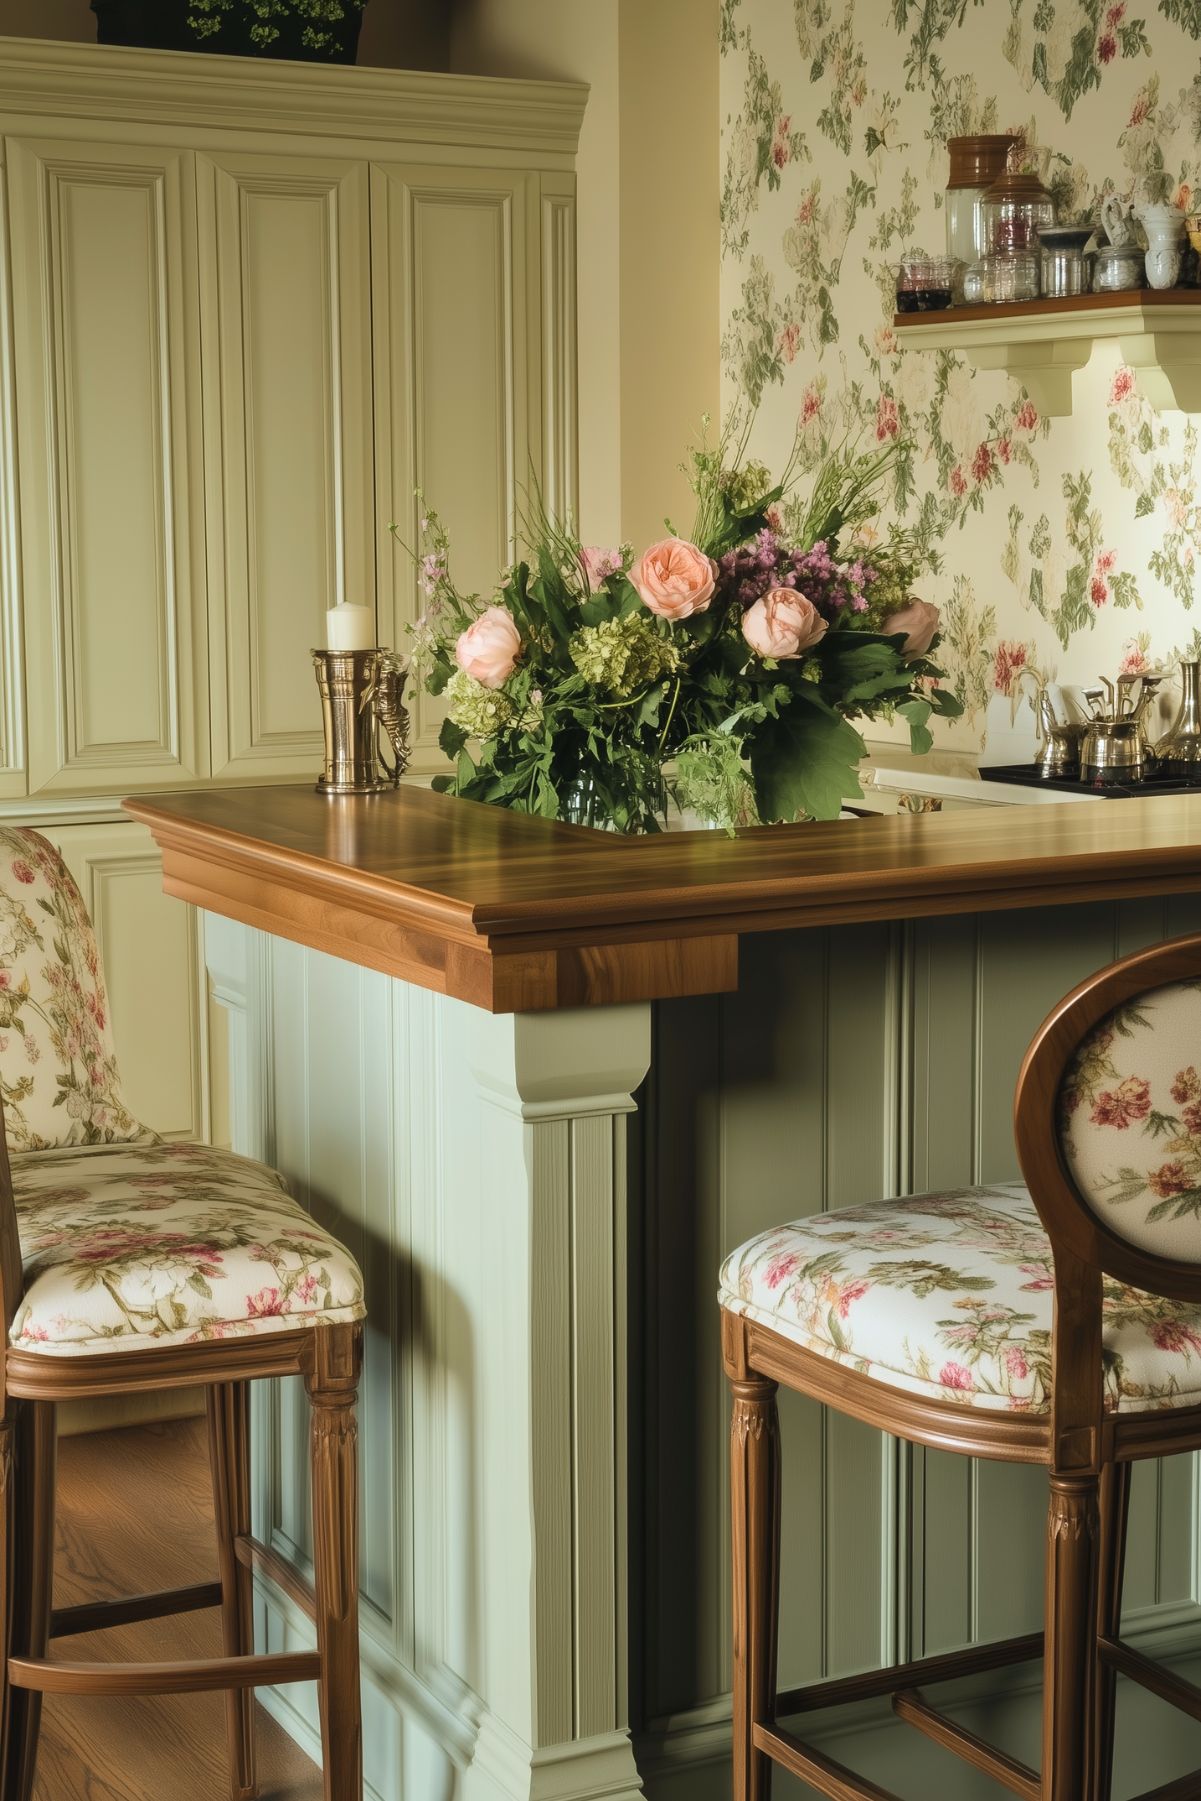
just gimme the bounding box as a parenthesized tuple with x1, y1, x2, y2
(720, 0, 1201, 754)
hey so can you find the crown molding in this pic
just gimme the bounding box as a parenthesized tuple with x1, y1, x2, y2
(0, 37, 588, 162)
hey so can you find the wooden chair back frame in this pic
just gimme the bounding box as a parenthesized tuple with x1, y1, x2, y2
(1015, 931, 1201, 1308)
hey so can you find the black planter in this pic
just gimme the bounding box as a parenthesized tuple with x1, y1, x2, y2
(91, 0, 365, 64)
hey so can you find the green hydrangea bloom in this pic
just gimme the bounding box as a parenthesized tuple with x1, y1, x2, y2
(568, 615, 680, 698)
(446, 668, 517, 738)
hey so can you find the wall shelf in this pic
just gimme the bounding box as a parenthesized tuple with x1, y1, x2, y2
(894, 289, 1201, 416)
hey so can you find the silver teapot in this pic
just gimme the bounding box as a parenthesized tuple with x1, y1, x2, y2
(1079, 674, 1162, 785)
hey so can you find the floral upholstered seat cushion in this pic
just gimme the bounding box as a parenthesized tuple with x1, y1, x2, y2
(9, 1140, 365, 1356)
(719, 1183, 1201, 1415)
(1062, 979, 1201, 1264)
(0, 828, 152, 1152)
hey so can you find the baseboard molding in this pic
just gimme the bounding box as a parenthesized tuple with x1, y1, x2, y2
(256, 1575, 647, 1801)
(257, 1554, 1201, 1801)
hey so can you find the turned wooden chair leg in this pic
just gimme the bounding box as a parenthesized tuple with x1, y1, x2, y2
(1092, 1462, 1131, 1801)
(1043, 1472, 1101, 1801)
(729, 1371, 780, 1801)
(6, 1402, 55, 1801)
(305, 1325, 363, 1801)
(208, 1381, 258, 1801)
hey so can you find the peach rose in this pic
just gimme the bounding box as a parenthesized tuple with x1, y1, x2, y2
(742, 587, 828, 660)
(630, 536, 719, 620)
(882, 598, 940, 659)
(454, 606, 521, 689)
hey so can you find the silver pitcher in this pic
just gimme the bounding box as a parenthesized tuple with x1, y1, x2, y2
(1157, 658, 1201, 774)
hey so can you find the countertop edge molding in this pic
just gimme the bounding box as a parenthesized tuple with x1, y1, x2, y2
(123, 785, 1201, 1012)
(0, 37, 589, 160)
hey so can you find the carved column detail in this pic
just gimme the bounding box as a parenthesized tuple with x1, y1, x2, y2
(305, 1326, 362, 1801)
(728, 1374, 780, 1801)
(1043, 1473, 1101, 1801)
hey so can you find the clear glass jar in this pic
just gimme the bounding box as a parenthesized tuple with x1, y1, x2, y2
(981, 145, 1056, 254)
(962, 259, 988, 305)
(895, 255, 957, 312)
(982, 177, 1056, 253)
(979, 251, 1040, 303)
(1092, 243, 1144, 292)
(945, 134, 1018, 265)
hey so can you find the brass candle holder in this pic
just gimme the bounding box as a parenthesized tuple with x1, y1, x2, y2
(312, 648, 411, 796)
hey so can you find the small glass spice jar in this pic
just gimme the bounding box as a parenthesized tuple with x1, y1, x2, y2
(979, 250, 1040, 303)
(1092, 243, 1144, 292)
(945, 133, 1020, 267)
(981, 144, 1056, 254)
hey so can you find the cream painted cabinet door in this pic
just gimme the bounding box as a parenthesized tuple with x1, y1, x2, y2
(373, 162, 572, 774)
(39, 821, 208, 1144)
(6, 138, 208, 795)
(198, 153, 373, 781)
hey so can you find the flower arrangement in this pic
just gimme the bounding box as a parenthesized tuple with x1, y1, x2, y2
(185, 0, 364, 50)
(406, 423, 962, 833)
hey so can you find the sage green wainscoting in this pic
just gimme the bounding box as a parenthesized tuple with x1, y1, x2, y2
(633, 897, 1201, 1800)
(204, 897, 1201, 1801)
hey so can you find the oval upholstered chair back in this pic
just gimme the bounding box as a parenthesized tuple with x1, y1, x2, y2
(0, 828, 151, 1153)
(1061, 979, 1201, 1268)
(1016, 935, 1201, 1309)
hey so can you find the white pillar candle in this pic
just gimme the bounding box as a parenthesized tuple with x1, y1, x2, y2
(325, 603, 376, 652)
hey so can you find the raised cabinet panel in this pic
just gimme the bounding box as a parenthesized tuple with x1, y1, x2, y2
(40, 821, 207, 1144)
(373, 163, 540, 771)
(0, 157, 25, 800)
(199, 154, 373, 780)
(7, 138, 207, 794)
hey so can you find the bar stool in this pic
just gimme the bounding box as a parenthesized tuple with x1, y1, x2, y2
(0, 826, 366, 1800)
(720, 932, 1201, 1801)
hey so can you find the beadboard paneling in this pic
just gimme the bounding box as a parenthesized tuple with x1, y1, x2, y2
(633, 897, 1201, 1783)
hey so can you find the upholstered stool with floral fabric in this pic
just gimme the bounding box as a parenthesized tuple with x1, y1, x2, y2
(721, 936, 1201, 1801)
(0, 827, 366, 1801)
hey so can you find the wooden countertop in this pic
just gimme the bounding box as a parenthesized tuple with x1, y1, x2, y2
(126, 783, 1201, 1013)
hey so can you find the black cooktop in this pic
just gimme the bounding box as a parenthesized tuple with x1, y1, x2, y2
(982, 764, 1201, 799)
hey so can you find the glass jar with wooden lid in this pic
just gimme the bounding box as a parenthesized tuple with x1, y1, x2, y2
(945, 134, 1019, 267)
(980, 143, 1056, 256)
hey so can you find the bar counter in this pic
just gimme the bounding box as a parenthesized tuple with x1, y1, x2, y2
(126, 782, 1201, 1011)
(127, 784, 1201, 1801)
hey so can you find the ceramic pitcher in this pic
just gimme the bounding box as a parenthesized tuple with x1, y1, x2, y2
(1137, 203, 1186, 289)
(1100, 194, 1138, 248)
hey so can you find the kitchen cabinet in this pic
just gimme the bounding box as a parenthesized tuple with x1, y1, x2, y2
(7, 134, 209, 795)
(0, 40, 585, 1143)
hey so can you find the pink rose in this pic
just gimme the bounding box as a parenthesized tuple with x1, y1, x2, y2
(454, 606, 521, 689)
(579, 546, 623, 591)
(630, 537, 718, 620)
(742, 587, 828, 660)
(882, 599, 940, 659)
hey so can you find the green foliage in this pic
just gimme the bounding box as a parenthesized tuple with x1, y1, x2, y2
(749, 701, 867, 823)
(405, 430, 959, 832)
(1158, 0, 1201, 30)
(186, 0, 365, 49)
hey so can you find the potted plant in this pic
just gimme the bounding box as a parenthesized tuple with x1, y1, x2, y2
(91, 0, 368, 63)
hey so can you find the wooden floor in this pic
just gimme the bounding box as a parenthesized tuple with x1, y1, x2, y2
(35, 1415, 322, 1801)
